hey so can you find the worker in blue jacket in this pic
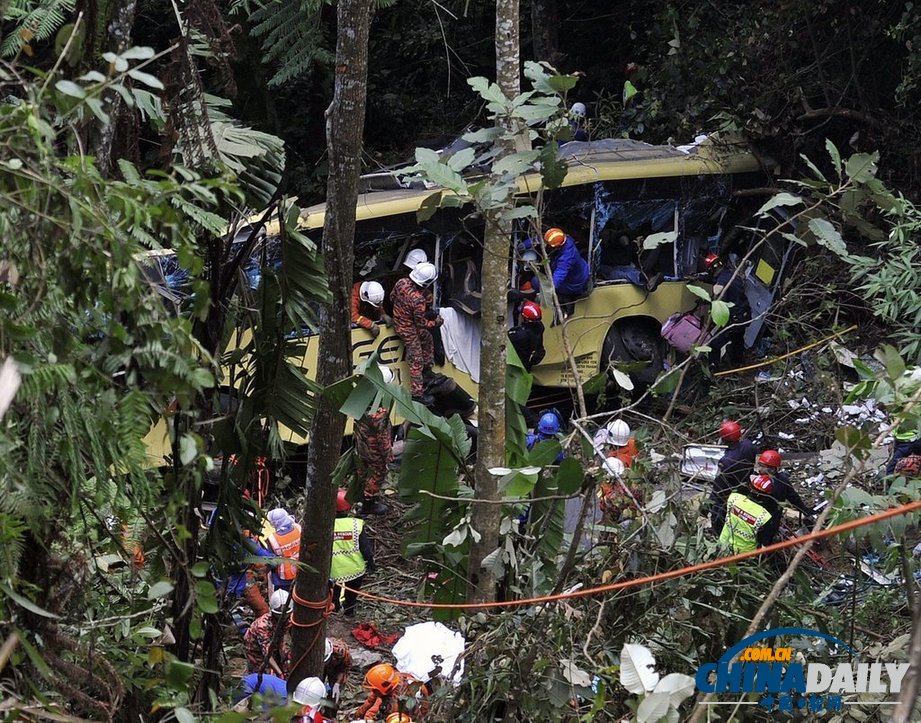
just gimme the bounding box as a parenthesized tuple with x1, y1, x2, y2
(543, 227, 589, 315)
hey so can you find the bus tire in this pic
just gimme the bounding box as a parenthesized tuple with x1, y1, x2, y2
(601, 319, 664, 388)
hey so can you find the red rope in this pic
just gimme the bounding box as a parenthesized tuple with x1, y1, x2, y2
(287, 587, 335, 673)
(341, 499, 921, 610)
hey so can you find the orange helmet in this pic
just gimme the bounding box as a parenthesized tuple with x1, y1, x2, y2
(364, 663, 401, 695)
(385, 715, 414, 723)
(543, 228, 567, 248)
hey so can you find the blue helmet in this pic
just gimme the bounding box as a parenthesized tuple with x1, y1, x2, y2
(537, 412, 561, 436)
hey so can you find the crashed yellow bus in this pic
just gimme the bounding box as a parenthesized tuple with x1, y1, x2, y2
(145, 135, 786, 455)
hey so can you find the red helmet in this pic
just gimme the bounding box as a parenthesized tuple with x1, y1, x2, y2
(336, 489, 352, 513)
(704, 253, 721, 270)
(758, 450, 782, 469)
(520, 301, 542, 322)
(750, 474, 774, 495)
(719, 420, 742, 443)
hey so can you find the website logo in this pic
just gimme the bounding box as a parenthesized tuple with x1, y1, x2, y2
(695, 628, 908, 713)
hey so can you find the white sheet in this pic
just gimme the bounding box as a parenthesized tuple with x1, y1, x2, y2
(438, 306, 481, 382)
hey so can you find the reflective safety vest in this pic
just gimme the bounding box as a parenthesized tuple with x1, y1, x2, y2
(331, 517, 366, 583)
(719, 492, 772, 554)
(267, 524, 301, 581)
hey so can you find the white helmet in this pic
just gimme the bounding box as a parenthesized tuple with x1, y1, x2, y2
(360, 281, 385, 307)
(379, 366, 395, 384)
(606, 419, 631, 446)
(603, 457, 625, 478)
(324, 638, 333, 662)
(403, 248, 428, 269)
(521, 249, 539, 263)
(292, 676, 326, 706)
(269, 589, 290, 615)
(570, 102, 587, 118)
(409, 262, 437, 286)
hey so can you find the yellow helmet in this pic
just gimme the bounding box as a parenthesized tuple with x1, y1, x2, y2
(385, 714, 414, 723)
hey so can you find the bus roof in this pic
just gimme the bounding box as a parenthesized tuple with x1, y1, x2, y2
(270, 136, 768, 235)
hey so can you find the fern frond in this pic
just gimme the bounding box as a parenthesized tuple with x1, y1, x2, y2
(249, 0, 332, 86)
(1, 0, 75, 58)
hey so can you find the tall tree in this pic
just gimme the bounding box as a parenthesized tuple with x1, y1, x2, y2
(288, 0, 374, 688)
(530, 0, 560, 65)
(466, 0, 522, 603)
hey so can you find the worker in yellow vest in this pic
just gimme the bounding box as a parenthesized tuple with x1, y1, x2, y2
(331, 490, 375, 617)
(264, 508, 302, 592)
(718, 474, 775, 554)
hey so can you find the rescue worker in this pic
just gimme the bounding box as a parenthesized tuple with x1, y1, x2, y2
(509, 249, 540, 306)
(752, 449, 813, 521)
(543, 227, 589, 315)
(351, 280, 389, 338)
(705, 254, 751, 367)
(243, 589, 292, 676)
(263, 508, 301, 592)
(719, 474, 776, 553)
(354, 366, 396, 516)
(323, 637, 353, 706)
(568, 102, 589, 142)
(598, 457, 642, 521)
(391, 261, 443, 404)
(527, 411, 565, 462)
(331, 490, 375, 617)
(402, 248, 445, 366)
(709, 420, 759, 532)
(886, 424, 921, 474)
(403, 248, 428, 270)
(353, 663, 429, 721)
(507, 300, 546, 371)
(605, 419, 638, 468)
(292, 676, 333, 723)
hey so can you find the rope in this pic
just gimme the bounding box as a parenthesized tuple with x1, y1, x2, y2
(342, 499, 921, 610)
(287, 587, 335, 673)
(714, 324, 857, 377)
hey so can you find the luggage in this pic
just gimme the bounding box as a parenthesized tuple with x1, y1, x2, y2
(661, 311, 705, 353)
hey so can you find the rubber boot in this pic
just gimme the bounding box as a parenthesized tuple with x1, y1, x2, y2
(243, 584, 269, 616)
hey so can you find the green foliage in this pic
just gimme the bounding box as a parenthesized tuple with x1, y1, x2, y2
(201, 94, 286, 207)
(404, 62, 578, 218)
(1, 0, 74, 58)
(239, 0, 333, 87)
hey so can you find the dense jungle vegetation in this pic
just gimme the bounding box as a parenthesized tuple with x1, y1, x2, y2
(3, 0, 921, 721)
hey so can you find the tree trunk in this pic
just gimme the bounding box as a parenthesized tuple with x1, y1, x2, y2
(466, 0, 521, 604)
(893, 595, 921, 722)
(89, 0, 138, 177)
(530, 0, 560, 65)
(287, 0, 373, 691)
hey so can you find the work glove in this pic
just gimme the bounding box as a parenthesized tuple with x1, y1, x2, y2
(331, 683, 341, 702)
(381, 313, 393, 327)
(369, 323, 380, 338)
(507, 289, 526, 302)
(424, 309, 439, 321)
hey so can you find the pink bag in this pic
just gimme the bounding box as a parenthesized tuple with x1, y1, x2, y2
(661, 311, 705, 353)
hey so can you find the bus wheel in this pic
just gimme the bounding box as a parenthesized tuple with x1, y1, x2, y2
(601, 319, 664, 388)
